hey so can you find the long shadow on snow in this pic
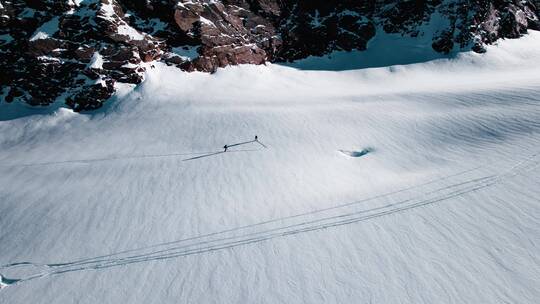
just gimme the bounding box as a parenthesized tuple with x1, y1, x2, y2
(0, 149, 260, 167)
(0, 139, 265, 167)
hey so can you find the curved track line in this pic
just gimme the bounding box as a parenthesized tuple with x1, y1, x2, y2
(1, 153, 538, 288)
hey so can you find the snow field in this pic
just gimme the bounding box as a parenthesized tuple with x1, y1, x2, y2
(0, 32, 540, 303)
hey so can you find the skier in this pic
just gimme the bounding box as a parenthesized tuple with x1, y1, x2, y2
(223, 145, 228, 152)
(254, 135, 258, 141)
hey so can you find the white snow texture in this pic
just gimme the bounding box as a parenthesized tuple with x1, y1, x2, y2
(1, 31, 540, 303)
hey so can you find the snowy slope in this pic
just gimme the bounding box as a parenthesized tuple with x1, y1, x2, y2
(1, 32, 540, 303)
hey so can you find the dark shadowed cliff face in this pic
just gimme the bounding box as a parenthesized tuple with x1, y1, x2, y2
(1, 0, 539, 111)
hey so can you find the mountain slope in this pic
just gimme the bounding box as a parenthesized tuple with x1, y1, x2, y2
(1, 31, 540, 303)
(1, 0, 539, 110)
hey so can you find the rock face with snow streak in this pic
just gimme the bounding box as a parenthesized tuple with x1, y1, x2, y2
(172, 0, 281, 71)
(1, 0, 539, 111)
(0, 0, 161, 111)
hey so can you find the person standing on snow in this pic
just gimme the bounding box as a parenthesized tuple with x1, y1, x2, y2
(223, 145, 228, 152)
(255, 135, 258, 141)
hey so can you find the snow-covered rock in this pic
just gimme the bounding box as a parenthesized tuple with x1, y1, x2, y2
(0, 0, 539, 110)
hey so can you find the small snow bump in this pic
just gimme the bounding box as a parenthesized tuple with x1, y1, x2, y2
(339, 148, 373, 158)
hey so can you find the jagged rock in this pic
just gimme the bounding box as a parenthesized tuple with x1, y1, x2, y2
(432, 31, 455, 54)
(75, 46, 97, 62)
(27, 37, 64, 56)
(66, 79, 116, 112)
(1, 0, 539, 111)
(499, 4, 531, 38)
(172, 0, 280, 71)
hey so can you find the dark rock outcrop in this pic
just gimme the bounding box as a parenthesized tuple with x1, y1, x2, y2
(1, 0, 539, 111)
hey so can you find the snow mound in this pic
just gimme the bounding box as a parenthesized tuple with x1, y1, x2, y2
(339, 148, 373, 157)
(0, 274, 19, 289)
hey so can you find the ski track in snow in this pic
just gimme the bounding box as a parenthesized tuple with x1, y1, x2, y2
(1, 32, 540, 303)
(1, 151, 538, 288)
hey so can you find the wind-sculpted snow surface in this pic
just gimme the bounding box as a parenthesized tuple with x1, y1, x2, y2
(1, 157, 538, 288)
(1, 33, 540, 303)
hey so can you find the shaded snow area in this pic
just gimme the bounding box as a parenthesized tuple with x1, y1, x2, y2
(282, 10, 461, 71)
(171, 46, 199, 61)
(1, 32, 540, 303)
(280, 29, 453, 70)
(29, 17, 59, 41)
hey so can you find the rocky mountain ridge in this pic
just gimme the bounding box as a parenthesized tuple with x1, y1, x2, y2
(1, 0, 539, 111)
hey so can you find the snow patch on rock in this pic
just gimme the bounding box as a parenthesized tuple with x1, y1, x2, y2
(88, 52, 104, 69)
(172, 46, 199, 61)
(117, 24, 146, 41)
(29, 17, 59, 41)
